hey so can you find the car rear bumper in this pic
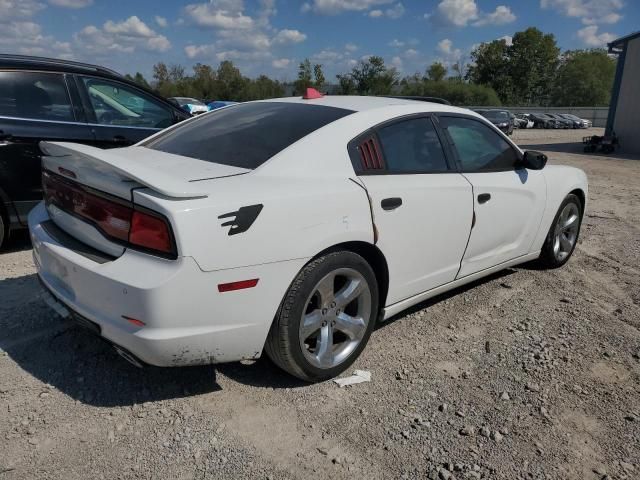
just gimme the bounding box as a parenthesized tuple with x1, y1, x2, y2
(28, 202, 307, 367)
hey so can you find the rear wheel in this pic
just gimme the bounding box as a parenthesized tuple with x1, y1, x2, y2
(265, 251, 378, 382)
(537, 194, 583, 268)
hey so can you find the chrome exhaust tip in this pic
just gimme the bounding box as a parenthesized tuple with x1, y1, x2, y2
(113, 346, 144, 368)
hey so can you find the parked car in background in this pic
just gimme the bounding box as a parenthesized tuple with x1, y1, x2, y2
(169, 97, 210, 115)
(560, 113, 590, 128)
(474, 109, 514, 135)
(0, 55, 189, 248)
(546, 113, 573, 129)
(514, 113, 534, 129)
(528, 113, 557, 129)
(207, 100, 238, 111)
(30, 94, 587, 381)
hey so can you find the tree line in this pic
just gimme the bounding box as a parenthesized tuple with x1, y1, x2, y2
(126, 27, 616, 107)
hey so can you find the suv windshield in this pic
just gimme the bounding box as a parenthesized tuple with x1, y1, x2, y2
(143, 102, 354, 169)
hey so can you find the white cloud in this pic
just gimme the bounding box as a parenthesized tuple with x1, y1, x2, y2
(437, 38, 462, 63)
(49, 0, 93, 7)
(473, 5, 516, 26)
(75, 16, 171, 53)
(185, 0, 254, 29)
(304, 0, 394, 15)
(541, 0, 624, 25)
(577, 25, 617, 47)
(427, 0, 516, 27)
(369, 2, 404, 18)
(155, 16, 168, 28)
(272, 58, 291, 68)
(388, 39, 405, 47)
(499, 34, 513, 46)
(0, 0, 45, 19)
(273, 29, 307, 45)
(345, 43, 359, 52)
(403, 48, 419, 59)
(391, 55, 403, 70)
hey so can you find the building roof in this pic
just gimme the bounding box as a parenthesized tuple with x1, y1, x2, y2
(608, 31, 640, 52)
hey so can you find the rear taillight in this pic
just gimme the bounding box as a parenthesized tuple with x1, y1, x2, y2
(43, 171, 176, 259)
(129, 210, 174, 255)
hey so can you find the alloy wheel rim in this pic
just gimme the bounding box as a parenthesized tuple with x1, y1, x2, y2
(299, 268, 372, 369)
(553, 203, 580, 261)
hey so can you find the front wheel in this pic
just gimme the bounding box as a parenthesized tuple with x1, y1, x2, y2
(537, 194, 583, 268)
(265, 251, 379, 382)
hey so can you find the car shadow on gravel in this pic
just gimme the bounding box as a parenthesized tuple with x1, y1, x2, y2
(2, 229, 32, 253)
(378, 268, 517, 327)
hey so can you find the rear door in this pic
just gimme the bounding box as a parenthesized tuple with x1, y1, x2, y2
(354, 115, 473, 305)
(76, 75, 178, 147)
(0, 70, 94, 224)
(437, 115, 546, 277)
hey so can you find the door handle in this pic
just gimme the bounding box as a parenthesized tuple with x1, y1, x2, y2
(381, 197, 402, 210)
(477, 193, 491, 204)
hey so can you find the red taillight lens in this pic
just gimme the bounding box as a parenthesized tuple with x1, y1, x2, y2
(43, 171, 131, 242)
(43, 171, 176, 258)
(129, 210, 174, 256)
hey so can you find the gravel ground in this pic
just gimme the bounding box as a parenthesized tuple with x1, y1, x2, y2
(1, 128, 639, 480)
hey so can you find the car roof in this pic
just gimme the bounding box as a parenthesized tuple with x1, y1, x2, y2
(261, 95, 470, 114)
(0, 54, 122, 78)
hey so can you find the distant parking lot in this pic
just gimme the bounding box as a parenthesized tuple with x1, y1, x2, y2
(1, 127, 639, 479)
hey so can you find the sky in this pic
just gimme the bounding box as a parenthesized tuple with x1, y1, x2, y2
(1, 0, 638, 81)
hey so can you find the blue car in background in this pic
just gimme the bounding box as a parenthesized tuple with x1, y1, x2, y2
(207, 100, 237, 110)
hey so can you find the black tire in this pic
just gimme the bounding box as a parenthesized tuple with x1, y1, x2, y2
(265, 251, 379, 382)
(537, 193, 583, 269)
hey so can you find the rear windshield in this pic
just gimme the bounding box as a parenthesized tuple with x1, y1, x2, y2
(143, 102, 354, 169)
(482, 111, 509, 121)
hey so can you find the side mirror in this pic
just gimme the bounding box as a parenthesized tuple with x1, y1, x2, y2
(521, 150, 547, 170)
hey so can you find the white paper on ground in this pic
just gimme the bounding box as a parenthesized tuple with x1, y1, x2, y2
(333, 370, 372, 387)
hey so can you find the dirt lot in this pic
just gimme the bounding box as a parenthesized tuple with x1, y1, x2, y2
(1, 128, 639, 480)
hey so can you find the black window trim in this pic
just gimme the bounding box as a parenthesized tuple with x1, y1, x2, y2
(0, 68, 80, 124)
(348, 112, 457, 176)
(75, 73, 178, 129)
(435, 112, 524, 174)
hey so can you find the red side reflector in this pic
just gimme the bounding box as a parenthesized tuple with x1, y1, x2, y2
(218, 279, 259, 293)
(122, 316, 145, 327)
(303, 87, 324, 99)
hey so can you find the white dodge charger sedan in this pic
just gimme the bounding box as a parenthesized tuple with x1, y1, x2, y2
(29, 94, 587, 381)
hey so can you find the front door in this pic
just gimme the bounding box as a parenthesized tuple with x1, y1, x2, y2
(437, 115, 546, 277)
(355, 115, 473, 305)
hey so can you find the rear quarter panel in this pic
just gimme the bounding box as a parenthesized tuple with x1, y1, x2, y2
(133, 174, 374, 272)
(530, 165, 588, 253)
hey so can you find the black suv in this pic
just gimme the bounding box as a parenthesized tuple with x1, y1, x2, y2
(0, 55, 189, 248)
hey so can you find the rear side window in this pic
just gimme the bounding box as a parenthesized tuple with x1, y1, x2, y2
(143, 102, 353, 169)
(376, 117, 449, 173)
(0, 71, 73, 122)
(439, 116, 519, 171)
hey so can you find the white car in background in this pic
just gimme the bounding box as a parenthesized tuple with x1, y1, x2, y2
(169, 97, 209, 115)
(29, 94, 588, 382)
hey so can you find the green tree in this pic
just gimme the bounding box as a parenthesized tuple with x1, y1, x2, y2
(216, 60, 248, 101)
(339, 56, 398, 95)
(125, 72, 152, 90)
(467, 27, 560, 105)
(399, 78, 500, 106)
(295, 58, 313, 94)
(191, 63, 217, 100)
(313, 63, 326, 90)
(508, 27, 560, 105)
(467, 38, 512, 102)
(336, 73, 356, 94)
(426, 62, 447, 82)
(551, 49, 616, 106)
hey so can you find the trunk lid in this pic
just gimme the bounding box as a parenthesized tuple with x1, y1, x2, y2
(39, 142, 249, 257)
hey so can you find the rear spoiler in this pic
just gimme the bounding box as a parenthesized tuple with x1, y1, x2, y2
(40, 142, 209, 199)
